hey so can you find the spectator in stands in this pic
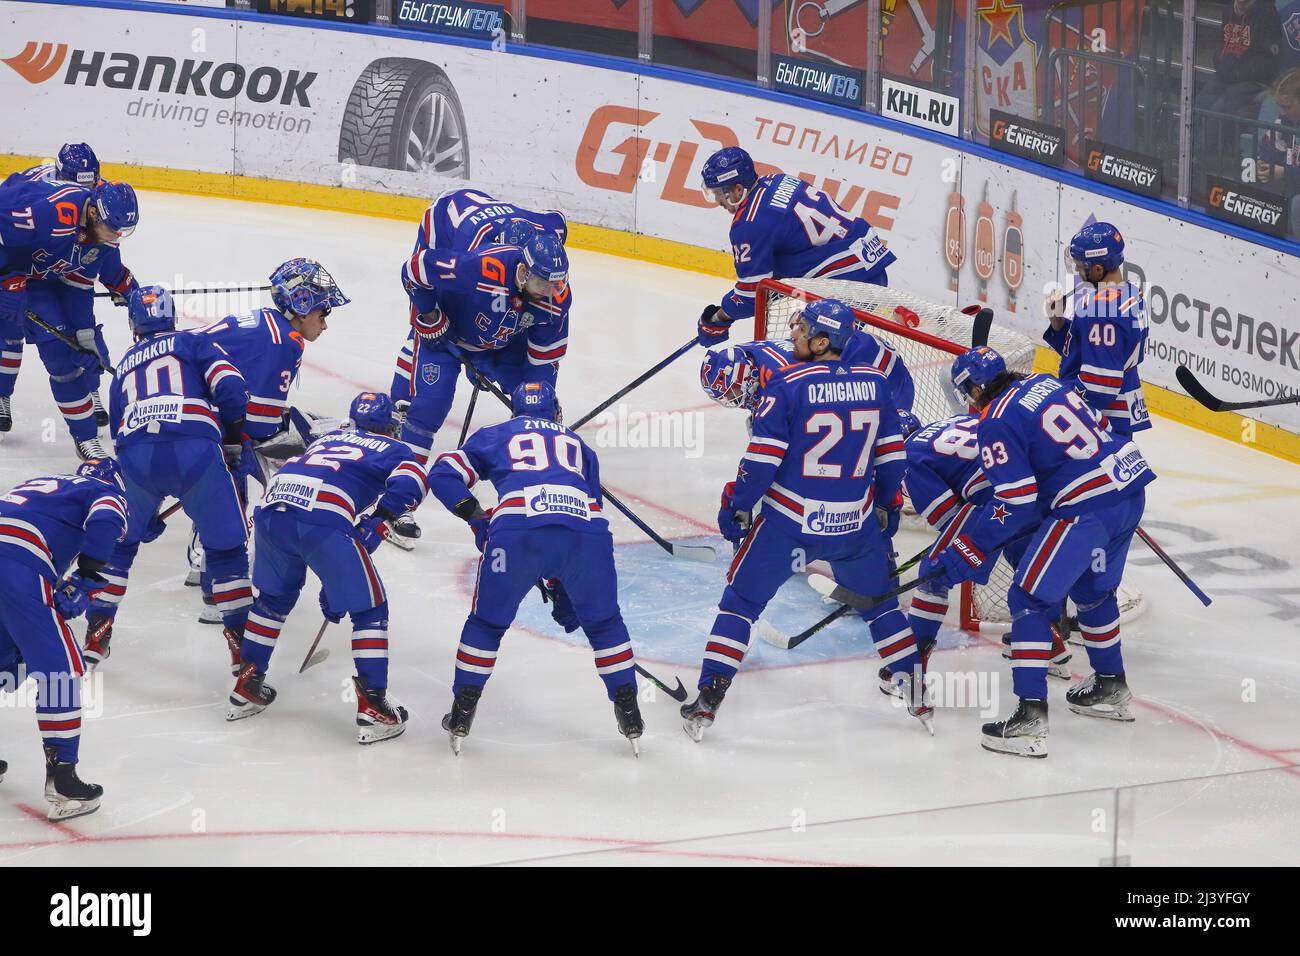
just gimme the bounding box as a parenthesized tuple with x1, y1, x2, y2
(1201, 0, 1285, 117)
(1255, 68, 1300, 236)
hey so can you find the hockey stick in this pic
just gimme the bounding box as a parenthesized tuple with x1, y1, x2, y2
(94, 283, 272, 299)
(458, 378, 483, 446)
(969, 306, 994, 348)
(758, 542, 933, 650)
(298, 619, 331, 673)
(569, 337, 699, 432)
(635, 664, 688, 702)
(1175, 364, 1300, 413)
(25, 309, 114, 374)
(1135, 525, 1212, 607)
(455, 350, 717, 562)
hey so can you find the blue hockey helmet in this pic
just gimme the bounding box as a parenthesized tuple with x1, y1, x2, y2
(896, 409, 922, 439)
(494, 218, 542, 248)
(511, 381, 561, 422)
(127, 285, 177, 336)
(701, 146, 758, 200)
(700, 346, 758, 410)
(270, 258, 350, 318)
(56, 143, 100, 187)
(950, 346, 1007, 404)
(91, 181, 138, 239)
(520, 233, 569, 288)
(349, 391, 397, 436)
(801, 298, 857, 352)
(77, 456, 125, 492)
(1068, 221, 1124, 275)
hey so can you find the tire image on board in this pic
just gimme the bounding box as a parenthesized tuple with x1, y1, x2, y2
(338, 58, 471, 177)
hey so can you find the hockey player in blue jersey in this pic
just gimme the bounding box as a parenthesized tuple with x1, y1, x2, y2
(1, 145, 140, 445)
(389, 188, 567, 404)
(185, 258, 350, 611)
(399, 231, 571, 462)
(699, 339, 796, 420)
(82, 286, 255, 673)
(683, 300, 930, 740)
(902, 412, 1071, 684)
(1045, 222, 1150, 436)
(0, 457, 128, 819)
(922, 347, 1156, 757)
(426, 381, 644, 755)
(231, 392, 426, 743)
(695, 146, 895, 345)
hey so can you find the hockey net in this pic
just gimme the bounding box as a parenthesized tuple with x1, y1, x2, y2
(753, 277, 1144, 633)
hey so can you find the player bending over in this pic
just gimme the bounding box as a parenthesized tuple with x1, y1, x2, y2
(426, 381, 644, 756)
(695, 146, 895, 346)
(185, 258, 349, 618)
(922, 347, 1155, 758)
(901, 412, 1071, 687)
(230, 392, 425, 743)
(683, 300, 930, 741)
(0, 458, 128, 819)
(1, 144, 139, 444)
(1045, 222, 1150, 435)
(0, 171, 138, 457)
(398, 231, 570, 463)
(389, 187, 567, 410)
(83, 287, 256, 672)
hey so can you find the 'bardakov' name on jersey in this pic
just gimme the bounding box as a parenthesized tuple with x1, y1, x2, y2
(263, 429, 428, 531)
(722, 175, 895, 321)
(428, 417, 606, 533)
(732, 361, 906, 538)
(196, 308, 305, 440)
(0, 474, 127, 581)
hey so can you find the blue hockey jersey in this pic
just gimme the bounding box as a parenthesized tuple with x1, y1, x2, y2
(0, 179, 90, 282)
(903, 414, 993, 528)
(109, 331, 249, 447)
(957, 374, 1156, 564)
(428, 416, 606, 534)
(403, 243, 569, 368)
(732, 361, 906, 539)
(739, 338, 796, 395)
(262, 428, 428, 532)
(196, 308, 305, 440)
(0, 474, 128, 581)
(840, 327, 915, 412)
(721, 175, 895, 322)
(1043, 280, 1150, 435)
(417, 188, 568, 253)
(2, 165, 135, 298)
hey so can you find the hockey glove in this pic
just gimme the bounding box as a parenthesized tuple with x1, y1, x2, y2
(319, 589, 344, 625)
(355, 513, 389, 554)
(0, 276, 27, 333)
(919, 538, 986, 591)
(139, 508, 168, 544)
(53, 571, 105, 620)
(74, 326, 109, 366)
(538, 578, 580, 633)
(223, 435, 257, 481)
(412, 306, 450, 345)
(468, 512, 490, 553)
(697, 304, 731, 346)
(716, 481, 751, 545)
(875, 505, 901, 539)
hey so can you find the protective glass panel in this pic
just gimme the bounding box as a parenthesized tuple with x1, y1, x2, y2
(527, 0, 641, 59)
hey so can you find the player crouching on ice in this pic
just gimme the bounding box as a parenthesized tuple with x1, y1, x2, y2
(683, 299, 932, 741)
(0, 457, 128, 819)
(694, 146, 895, 346)
(426, 381, 644, 756)
(230, 392, 426, 744)
(923, 347, 1155, 758)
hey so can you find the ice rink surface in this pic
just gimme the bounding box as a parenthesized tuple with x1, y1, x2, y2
(2, 193, 1298, 866)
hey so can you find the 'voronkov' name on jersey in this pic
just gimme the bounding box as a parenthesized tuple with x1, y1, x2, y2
(805, 380, 879, 404)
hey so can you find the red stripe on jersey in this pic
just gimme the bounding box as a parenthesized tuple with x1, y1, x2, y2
(764, 487, 803, 515)
(245, 619, 280, 639)
(0, 524, 52, 557)
(705, 641, 745, 662)
(595, 648, 634, 667)
(528, 344, 567, 361)
(317, 491, 355, 516)
(457, 650, 495, 668)
(813, 254, 860, 277)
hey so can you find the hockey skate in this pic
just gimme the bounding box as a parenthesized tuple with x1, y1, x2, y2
(44, 746, 102, 820)
(681, 676, 730, 742)
(981, 698, 1048, 758)
(0, 395, 11, 433)
(354, 676, 408, 744)
(198, 593, 223, 625)
(1066, 673, 1134, 722)
(1001, 623, 1073, 680)
(441, 685, 481, 755)
(222, 626, 243, 676)
(879, 638, 935, 698)
(387, 512, 421, 548)
(185, 528, 203, 587)
(227, 662, 277, 721)
(613, 684, 644, 756)
(75, 436, 110, 462)
(888, 668, 935, 734)
(91, 390, 108, 427)
(82, 614, 113, 670)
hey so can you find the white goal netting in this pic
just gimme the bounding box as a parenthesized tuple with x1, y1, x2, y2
(752, 277, 1142, 631)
